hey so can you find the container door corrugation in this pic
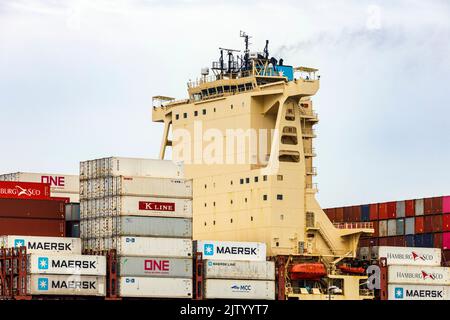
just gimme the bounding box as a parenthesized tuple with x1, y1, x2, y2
(204, 260, 275, 280)
(204, 279, 275, 300)
(28, 254, 107, 276)
(118, 257, 192, 278)
(118, 277, 192, 298)
(28, 275, 106, 296)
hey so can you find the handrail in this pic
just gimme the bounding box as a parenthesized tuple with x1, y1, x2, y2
(333, 222, 374, 229)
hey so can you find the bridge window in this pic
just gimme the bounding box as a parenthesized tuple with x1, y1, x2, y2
(263, 175, 267, 181)
(263, 195, 268, 201)
(175, 114, 179, 120)
(245, 178, 250, 184)
(202, 109, 206, 115)
(277, 175, 284, 181)
(254, 176, 259, 183)
(277, 194, 283, 200)
(183, 113, 187, 119)
(240, 179, 244, 184)
(194, 111, 198, 117)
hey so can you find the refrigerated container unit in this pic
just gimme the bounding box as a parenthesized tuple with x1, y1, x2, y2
(28, 254, 107, 276)
(204, 279, 275, 300)
(388, 284, 449, 300)
(194, 240, 267, 262)
(204, 260, 275, 280)
(118, 277, 192, 298)
(376, 246, 442, 266)
(388, 265, 450, 285)
(118, 257, 192, 278)
(27, 275, 106, 296)
(0, 236, 82, 254)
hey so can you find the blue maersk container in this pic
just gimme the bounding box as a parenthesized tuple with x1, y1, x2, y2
(361, 205, 370, 222)
(414, 234, 423, 247)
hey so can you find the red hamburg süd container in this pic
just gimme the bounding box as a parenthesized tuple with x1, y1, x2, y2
(386, 237, 396, 246)
(415, 216, 424, 234)
(335, 208, 344, 223)
(379, 237, 389, 246)
(424, 198, 433, 215)
(434, 233, 443, 248)
(372, 221, 379, 237)
(344, 207, 352, 222)
(444, 214, 450, 232)
(394, 236, 405, 247)
(0, 217, 65, 237)
(405, 199, 415, 217)
(369, 203, 378, 221)
(424, 216, 433, 233)
(379, 203, 388, 220)
(432, 197, 443, 214)
(387, 202, 397, 219)
(432, 215, 443, 232)
(443, 233, 450, 250)
(352, 205, 362, 222)
(443, 196, 450, 214)
(0, 181, 51, 200)
(0, 198, 65, 219)
(359, 238, 370, 247)
(50, 197, 71, 204)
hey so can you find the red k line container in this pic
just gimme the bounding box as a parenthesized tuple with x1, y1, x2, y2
(424, 198, 433, 215)
(405, 199, 415, 217)
(0, 181, 51, 200)
(369, 203, 379, 221)
(0, 217, 65, 237)
(444, 214, 450, 232)
(0, 198, 65, 219)
(443, 196, 450, 214)
(379, 203, 388, 220)
(387, 202, 396, 219)
(415, 216, 424, 234)
(432, 197, 443, 214)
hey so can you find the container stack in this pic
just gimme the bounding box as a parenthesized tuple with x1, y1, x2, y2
(79, 157, 193, 298)
(0, 181, 66, 237)
(376, 246, 450, 300)
(324, 195, 450, 264)
(0, 172, 80, 203)
(0, 235, 106, 297)
(195, 240, 275, 300)
(65, 203, 80, 237)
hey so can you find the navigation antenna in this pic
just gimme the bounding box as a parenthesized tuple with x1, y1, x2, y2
(240, 30, 252, 70)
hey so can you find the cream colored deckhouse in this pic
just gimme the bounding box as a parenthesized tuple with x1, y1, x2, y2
(152, 34, 373, 262)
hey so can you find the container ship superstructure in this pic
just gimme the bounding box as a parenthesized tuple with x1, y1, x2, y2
(152, 32, 374, 300)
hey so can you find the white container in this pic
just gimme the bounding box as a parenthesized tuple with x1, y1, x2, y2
(111, 196, 192, 218)
(204, 279, 275, 300)
(0, 236, 82, 254)
(118, 257, 192, 277)
(388, 265, 450, 285)
(195, 240, 266, 261)
(97, 216, 192, 238)
(28, 275, 106, 296)
(80, 157, 184, 180)
(52, 192, 79, 203)
(377, 247, 441, 266)
(0, 172, 79, 193)
(80, 176, 192, 199)
(81, 196, 192, 219)
(204, 260, 275, 280)
(28, 254, 106, 276)
(119, 277, 192, 298)
(110, 237, 192, 258)
(388, 284, 449, 300)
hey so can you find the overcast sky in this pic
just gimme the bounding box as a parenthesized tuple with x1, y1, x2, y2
(0, 0, 449, 207)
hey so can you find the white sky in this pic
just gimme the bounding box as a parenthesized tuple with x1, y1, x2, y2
(0, 0, 449, 207)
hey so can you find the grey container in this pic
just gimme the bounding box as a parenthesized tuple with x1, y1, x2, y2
(396, 219, 405, 235)
(359, 247, 370, 261)
(405, 217, 415, 235)
(387, 219, 397, 236)
(415, 199, 424, 216)
(371, 246, 379, 260)
(108, 216, 192, 238)
(118, 257, 192, 278)
(65, 203, 81, 221)
(379, 220, 388, 237)
(396, 201, 405, 218)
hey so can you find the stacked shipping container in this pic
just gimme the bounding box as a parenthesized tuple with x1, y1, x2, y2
(324, 196, 450, 265)
(0, 181, 66, 237)
(195, 240, 275, 300)
(0, 235, 106, 296)
(80, 157, 193, 298)
(0, 172, 80, 203)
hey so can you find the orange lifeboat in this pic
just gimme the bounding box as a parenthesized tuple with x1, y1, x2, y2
(338, 265, 365, 275)
(289, 263, 327, 280)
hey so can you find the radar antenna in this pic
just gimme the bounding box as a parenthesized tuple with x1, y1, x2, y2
(240, 30, 252, 70)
